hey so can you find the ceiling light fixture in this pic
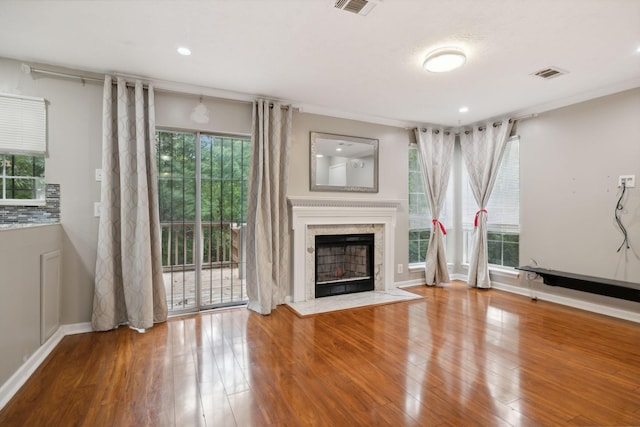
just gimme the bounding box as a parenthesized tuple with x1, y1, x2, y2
(190, 97, 210, 124)
(459, 106, 469, 113)
(423, 47, 467, 73)
(177, 46, 191, 56)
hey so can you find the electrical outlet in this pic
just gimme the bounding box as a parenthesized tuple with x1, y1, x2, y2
(95, 168, 103, 181)
(618, 175, 635, 188)
(94, 202, 101, 217)
(397, 263, 403, 274)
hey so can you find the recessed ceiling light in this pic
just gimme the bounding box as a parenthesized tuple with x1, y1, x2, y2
(423, 47, 467, 73)
(459, 106, 469, 113)
(177, 46, 191, 56)
(336, 148, 342, 152)
(316, 154, 324, 158)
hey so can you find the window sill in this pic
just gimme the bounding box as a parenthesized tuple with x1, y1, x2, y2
(0, 199, 46, 207)
(461, 263, 520, 278)
(0, 223, 58, 231)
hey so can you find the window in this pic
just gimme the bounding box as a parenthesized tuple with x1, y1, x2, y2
(0, 93, 47, 204)
(462, 137, 520, 267)
(408, 145, 453, 265)
(408, 146, 430, 264)
(0, 154, 45, 202)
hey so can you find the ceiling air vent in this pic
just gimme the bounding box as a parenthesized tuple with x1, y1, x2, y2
(533, 67, 568, 80)
(334, 0, 380, 16)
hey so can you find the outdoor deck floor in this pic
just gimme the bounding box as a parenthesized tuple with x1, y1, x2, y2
(163, 266, 247, 311)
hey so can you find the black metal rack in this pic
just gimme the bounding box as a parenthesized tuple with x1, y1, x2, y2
(516, 266, 640, 303)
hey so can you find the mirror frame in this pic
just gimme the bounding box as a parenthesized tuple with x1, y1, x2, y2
(309, 131, 379, 193)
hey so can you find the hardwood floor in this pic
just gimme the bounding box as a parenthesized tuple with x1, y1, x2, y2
(1, 281, 639, 426)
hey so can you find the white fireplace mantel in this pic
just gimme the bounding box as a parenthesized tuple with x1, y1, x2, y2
(288, 196, 401, 303)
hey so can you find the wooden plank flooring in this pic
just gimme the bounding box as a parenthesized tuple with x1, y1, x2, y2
(1, 281, 639, 426)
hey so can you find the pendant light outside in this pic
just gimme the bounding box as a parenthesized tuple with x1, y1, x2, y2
(423, 48, 467, 73)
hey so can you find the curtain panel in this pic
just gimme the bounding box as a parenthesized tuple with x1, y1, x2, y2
(92, 77, 167, 331)
(246, 100, 292, 315)
(414, 128, 455, 285)
(459, 119, 513, 288)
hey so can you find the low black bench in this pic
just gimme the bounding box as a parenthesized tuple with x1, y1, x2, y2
(515, 266, 640, 303)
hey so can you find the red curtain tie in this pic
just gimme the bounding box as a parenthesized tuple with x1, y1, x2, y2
(432, 219, 447, 235)
(474, 209, 488, 227)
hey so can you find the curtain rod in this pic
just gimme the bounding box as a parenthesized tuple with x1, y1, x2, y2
(25, 64, 290, 109)
(269, 103, 290, 110)
(417, 119, 512, 134)
(26, 65, 151, 88)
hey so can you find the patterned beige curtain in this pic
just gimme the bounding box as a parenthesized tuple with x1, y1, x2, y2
(246, 99, 292, 315)
(414, 128, 454, 285)
(460, 119, 513, 288)
(92, 76, 167, 331)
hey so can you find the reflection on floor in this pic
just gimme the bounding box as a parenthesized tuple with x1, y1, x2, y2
(286, 288, 423, 316)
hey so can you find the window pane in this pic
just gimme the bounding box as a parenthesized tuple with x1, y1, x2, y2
(9, 155, 36, 177)
(7, 178, 36, 199)
(487, 232, 503, 242)
(488, 240, 502, 265)
(33, 156, 45, 177)
(503, 242, 519, 267)
(503, 233, 519, 243)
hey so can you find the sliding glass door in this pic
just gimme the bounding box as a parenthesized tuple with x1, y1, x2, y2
(156, 130, 250, 314)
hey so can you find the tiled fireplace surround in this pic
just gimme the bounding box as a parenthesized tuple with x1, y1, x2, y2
(288, 196, 400, 303)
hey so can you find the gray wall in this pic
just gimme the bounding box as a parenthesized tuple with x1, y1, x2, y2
(155, 91, 252, 136)
(512, 87, 640, 311)
(289, 111, 413, 287)
(0, 224, 61, 387)
(0, 57, 103, 325)
(2, 55, 637, 332)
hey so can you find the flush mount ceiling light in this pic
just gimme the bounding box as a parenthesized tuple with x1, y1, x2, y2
(459, 106, 469, 113)
(423, 47, 467, 73)
(177, 46, 191, 56)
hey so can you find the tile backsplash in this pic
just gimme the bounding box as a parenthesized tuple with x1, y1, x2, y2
(0, 183, 60, 224)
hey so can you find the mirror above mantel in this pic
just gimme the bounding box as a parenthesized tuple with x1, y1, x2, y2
(310, 132, 379, 193)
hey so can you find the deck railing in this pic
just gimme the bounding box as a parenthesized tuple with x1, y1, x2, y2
(160, 221, 245, 271)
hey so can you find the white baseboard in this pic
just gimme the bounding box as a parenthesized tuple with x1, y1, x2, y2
(395, 278, 426, 288)
(491, 282, 640, 324)
(450, 273, 467, 282)
(0, 322, 92, 411)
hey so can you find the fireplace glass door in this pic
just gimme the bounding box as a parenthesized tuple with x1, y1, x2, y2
(315, 233, 374, 298)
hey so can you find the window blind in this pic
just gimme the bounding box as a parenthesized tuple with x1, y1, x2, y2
(0, 93, 47, 155)
(462, 137, 520, 232)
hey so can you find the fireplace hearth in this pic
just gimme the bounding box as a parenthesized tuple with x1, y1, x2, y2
(315, 233, 374, 298)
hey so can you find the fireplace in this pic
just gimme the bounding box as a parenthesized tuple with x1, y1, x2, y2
(315, 233, 374, 298)
(288, 196, 400, 303)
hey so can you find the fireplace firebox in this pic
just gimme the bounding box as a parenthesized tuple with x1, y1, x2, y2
(315, 233, 374, 298)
